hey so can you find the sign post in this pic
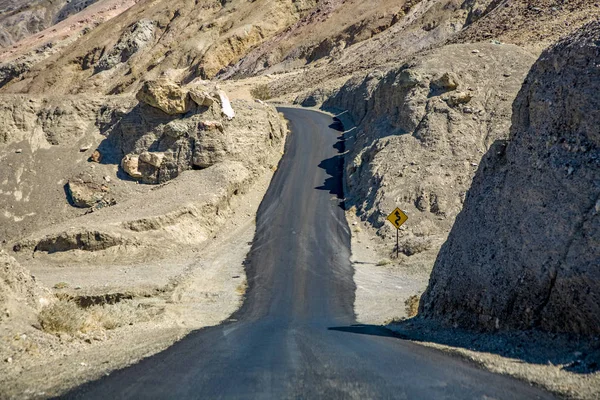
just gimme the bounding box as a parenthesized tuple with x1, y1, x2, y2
(386, 207, 408, 258)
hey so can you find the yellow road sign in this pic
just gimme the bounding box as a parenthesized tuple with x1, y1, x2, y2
(387, 208, 408, 229)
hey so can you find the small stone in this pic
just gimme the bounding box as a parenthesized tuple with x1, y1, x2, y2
(90, 150, 102, 163)
(431, 72, 459, 91)
(103, 176, 111, 183)
(15, 149, 22, 154)
(471, 50, 480, 54)
(200, 120, 224, 132)
(503, 73, 512, 77)
(5, 357, 12, 363)
(446, 92, 472, 107)
(80, 145, 91, 152)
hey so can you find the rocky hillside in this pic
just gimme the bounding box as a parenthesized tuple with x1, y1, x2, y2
(0, 80, 286, 244)
(0, 0, 597, 101)
(419, 21, 600, 335)
(0, 0, 101, 48)
(322, 42, 536, 272)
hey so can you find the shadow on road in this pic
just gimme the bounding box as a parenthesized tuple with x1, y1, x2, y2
(328, 324, 400, 338)
(390, 318, 600, 375)
(315, 118, 347, 209)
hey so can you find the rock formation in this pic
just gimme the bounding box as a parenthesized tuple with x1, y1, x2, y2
(324, 42, 536, 267)
(419, 21, 600, 335)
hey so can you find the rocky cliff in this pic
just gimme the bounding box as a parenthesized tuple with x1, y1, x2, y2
(419, 21, 600, 335)
(323, 42, 536, 270)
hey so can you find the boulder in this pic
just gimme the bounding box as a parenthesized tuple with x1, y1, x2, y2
(136, 79, 191, 115)
(193, 131, 229, 169)
(446, 91, 472, 106)
(139, 151, 165, 168)
(419, 21, 600, 335)
(431, 72, 459, 91)
(163, 120, 190, 138)
(121, 154, 143, 179)
(66, 179, 109, 208)
(189, 87, 215, 107)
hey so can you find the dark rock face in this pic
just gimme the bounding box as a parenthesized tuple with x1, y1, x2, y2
(420, 21, 600, 335)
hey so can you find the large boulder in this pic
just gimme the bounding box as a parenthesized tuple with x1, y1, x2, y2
(419, 22, 600, 335)
(66, 177, 111, 208)
(136, 79, 191, 115)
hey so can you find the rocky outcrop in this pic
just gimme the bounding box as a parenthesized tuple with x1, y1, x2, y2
(113, 81, 275, 184)
(0, 250, 45, 312)
(95, 20, 156, 73)
(419, 22, 600, 335)
(26, 230, 133, 253)
(324, 43, 536, 264)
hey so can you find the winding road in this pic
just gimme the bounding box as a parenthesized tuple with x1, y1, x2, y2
(64, 108, 553, 399)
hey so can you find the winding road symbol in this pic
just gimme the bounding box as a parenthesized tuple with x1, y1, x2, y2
(394, 211, 402, 226)
(387, 207, 408, 230)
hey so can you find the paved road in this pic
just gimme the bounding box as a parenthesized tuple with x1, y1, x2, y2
(63, 108, 553, 399)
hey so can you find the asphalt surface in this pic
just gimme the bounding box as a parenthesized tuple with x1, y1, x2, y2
(63, 107, 554, 399)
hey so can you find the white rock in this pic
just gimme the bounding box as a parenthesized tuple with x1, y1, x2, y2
(218, 90, 235, 120)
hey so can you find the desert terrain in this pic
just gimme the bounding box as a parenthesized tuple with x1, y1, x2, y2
(0, 0, 598, 398)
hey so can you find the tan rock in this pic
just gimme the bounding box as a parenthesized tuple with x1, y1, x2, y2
(66, 179, 109, 208)
(432, 72, 459, 91)
(446, 91, 472, 106)
(139, 151, 165, 168)
(121, 154, 142, 179)
(136, 79, 191, 115)
(90, 149, 102, 163)
(189, 87, 215, 107)
(200, 120, 224, 132)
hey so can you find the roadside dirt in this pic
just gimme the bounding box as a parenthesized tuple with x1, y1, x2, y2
(0, 166, 277, 399)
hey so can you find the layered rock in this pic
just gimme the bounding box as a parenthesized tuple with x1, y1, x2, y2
(419, 22, 600, 335)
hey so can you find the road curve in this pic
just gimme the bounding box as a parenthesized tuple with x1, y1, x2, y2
(62, 107, 554, 399)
